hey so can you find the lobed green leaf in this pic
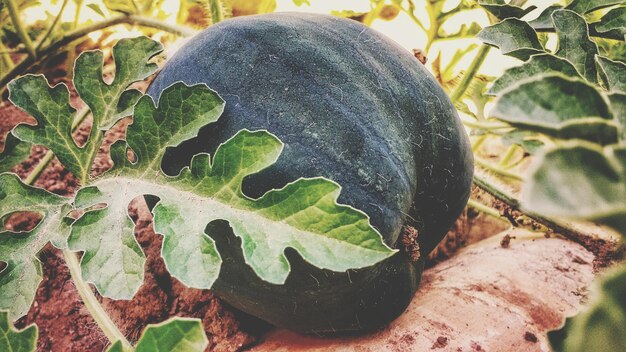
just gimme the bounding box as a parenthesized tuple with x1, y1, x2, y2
(0, 310, 37, 352)
(0, 174, 72, 320)
(68, 83, 395, 299)
(529, 5, 562, 30)
(478, 18, 544, 61)
(488, 53, 579, 95)
(553, 10, 599, 83)
(597, 56, 626, 93)
(107, 317, 208, 352)
(0, 134, 31, 173)
(593, 7, 626, 39)
(74, 36, 163, 130)
(523, 143, 626, 234)
(478, 0, 536, 20)
(566, 0, 624, 15)
(548, 264, 626, 352)
(490, 74, 617, 143)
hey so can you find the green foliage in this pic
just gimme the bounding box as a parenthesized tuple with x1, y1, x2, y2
(491, 74, 617, 143)
(478, 18, 544, 60)
(0, 173, 72, 320)
(478, 0, 536, 20)
(0, 133, 30, 173)
(0, 310, 37, 352)
(107, 317, 208, 352)
(478, 1, 626, 350)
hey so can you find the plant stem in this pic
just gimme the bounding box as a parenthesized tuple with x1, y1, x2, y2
(499, 145, 518, 167)
(475, 157, 523, 181)
(0, 42, 15, 71)
(63, 248, 132, 351)
(467, 199, 508, 222)
(21, 106, 128, 349)
(36, 0, 70, 52)
(0, 14, 196, 88)
(450, 45, 490, 103)
(6, 0, 37, 58)
(462, 119, 510, 131)
(208, 0, 225, 24)
(472, 172, 594, 243)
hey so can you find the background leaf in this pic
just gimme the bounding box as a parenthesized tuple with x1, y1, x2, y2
(0, 310, 37, 352)
(548, 265, 626, 352)
(553, 10, 599, 83)
(478, 18, 544, 60)
(593, 7, 626, 42)
(490, 74, 617, 143)
(488, 54, 579, 95)
(478, 0, 536, 20)
(566, 0, 624, 15)
(596, 56, 626, 92)
(523, 143, 626, 234)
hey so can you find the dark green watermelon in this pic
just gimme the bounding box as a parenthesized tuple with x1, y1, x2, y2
(147, 12, 473, 334)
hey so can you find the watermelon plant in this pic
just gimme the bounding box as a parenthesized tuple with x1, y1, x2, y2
(1, 0, 625, 351)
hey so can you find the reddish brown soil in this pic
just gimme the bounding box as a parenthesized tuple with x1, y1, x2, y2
(1, 74, 261, 351)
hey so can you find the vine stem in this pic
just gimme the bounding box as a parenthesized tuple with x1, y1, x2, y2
(498, 144, 518, 167)
(6, 0, 37, 58)
(0, 14, 197, 87)
(35, 0, 70, 52)
(450, 44, 490, 103)
(63, 248, 132, 351)
(21, 110, 130, 349)
(475, 157, 523, 181)
(473, 172, 594, 243)
(467, 199, 508, 222)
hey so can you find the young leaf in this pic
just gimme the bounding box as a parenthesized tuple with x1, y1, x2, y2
(478, 18, 544, 61)
(74, 36, 163, 130)
(0, 133, 30, 173)
(488, 53, 579, 95)
(548, 265, 626, 352)
(478, 0, 536, 20)
(107, 317, 208, 352)
(7, 75, 97, 182)
(68, 83, 396, 299)
(490, 74, 617, 143)
(596, 56, 626, 93)
(7, 37, 163, 182)
(0, 310, 37, 352)
(523, 143, 626, 234)
(566, 0, 624, 15)
(593, 7, 626, 39)
(0, 173, 71, 320)
(552, 10, 599, 83)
